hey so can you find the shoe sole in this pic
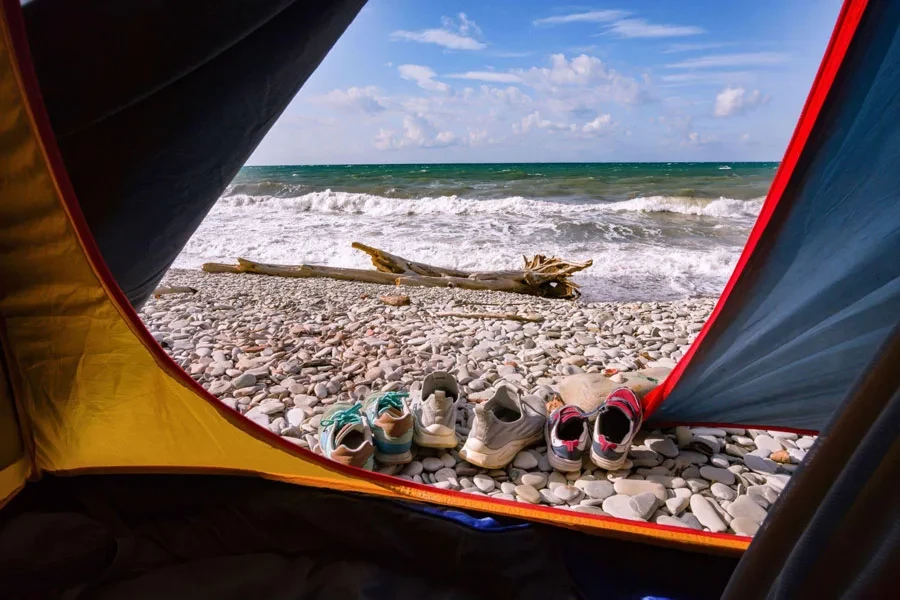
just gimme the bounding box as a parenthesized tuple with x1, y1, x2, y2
(590, 447, 628, 471)
(546, 450, 582, 472)
(375, 449, 413, 465)
(459, 433, 543, 469)
(414, 430, 459, 449)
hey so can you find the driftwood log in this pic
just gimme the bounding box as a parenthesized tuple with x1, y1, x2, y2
(202, 244, 591, 299)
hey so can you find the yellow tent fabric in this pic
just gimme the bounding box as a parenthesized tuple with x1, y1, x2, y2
(0, 4, 747, 553)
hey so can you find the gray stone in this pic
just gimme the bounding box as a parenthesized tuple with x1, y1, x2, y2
(690, 495, 727, 533)
(455, 463, 479, 476)
(711, 482, 737, 501)
(515, 484, 541, 504)
(401, 461, 424, 477)
(731, 517, 760, 537)
(754, 434, 783, 453)
(744, 454, 778, 474)
(602, 495, 644, 521)
(521, 472, 548, 489)
(796, 437, 816, 450)
(314, 382, 328, 398)
(257, 399, 285, 415)
(629, 492, 659, 519)
(422, 457, 444, 472)
(539, 488, 564, 505)
(495, 493, 516, 501)
(439, 453, 456, 468)
(675, 426, 693, 447)
(286, 407, 305, 427)
(648, 437, 679, 458)
(685, 478, 710, 493)
(674, 450, 709, 466)
(656, 515, 701, 530)
(699, 466, 736, 485)
(665, 495, 689, 515)
(500, 482, 517, 494)
(512, 450, 539, 470)
(547, 471, 567, 490)
(690, 427, 727, 437)
(473, 474, 495, 493)
(576, 479, 614, 500)
(747, 485, 778, 508)
(555, 485, 584, 503)
(434, 468, 457, 483)
(613, 479, 667, 501)
(765, 474, 791, 492)
(232, 373, 256, 389)
(727, 495, 769, 524)
(208, 380, 233, 396)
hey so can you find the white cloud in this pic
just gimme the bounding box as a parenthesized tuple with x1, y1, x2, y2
(682, 131, 717, 147)
(314, 86, 387, 115)
(481, 85, 532, 106)
(661, 71, 752, 84)
(390, 13, 486, 50)
(398, 64, 450, 93)
(375, 114, 461, 150)
(448, 71, 523, 83)
(605, 18, 704, 38)
(663, 42, 729, 54)
(667, 52, 788, 69)
(582, 114, 613, 133)
(513, 111, 575, 135)
(533, 10, 627, 26)
(714, 86, 770, 117)
(520, 54, 649, 105)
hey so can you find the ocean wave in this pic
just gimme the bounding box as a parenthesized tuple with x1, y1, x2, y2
(218, 189, 763, 220)
(605, 195, 765, 218)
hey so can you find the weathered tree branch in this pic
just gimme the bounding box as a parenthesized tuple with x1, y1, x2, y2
(201, 244, 591, 299)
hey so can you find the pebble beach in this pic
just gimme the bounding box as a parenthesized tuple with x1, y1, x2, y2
(141, 269, 813, 537)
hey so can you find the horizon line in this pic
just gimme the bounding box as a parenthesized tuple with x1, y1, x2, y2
(242, 160, 781, 168)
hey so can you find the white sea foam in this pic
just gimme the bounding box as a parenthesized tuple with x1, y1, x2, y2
(175, 190, 757, 301)
(218, 189, 763, 220)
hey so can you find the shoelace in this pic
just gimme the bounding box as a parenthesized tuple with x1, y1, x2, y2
(377, 391, 409, 414)
(321, 403, 363, 430)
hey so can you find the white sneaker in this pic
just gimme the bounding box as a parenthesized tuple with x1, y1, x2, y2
(410, 371, 460, 448)
(459, 386, 546, 469)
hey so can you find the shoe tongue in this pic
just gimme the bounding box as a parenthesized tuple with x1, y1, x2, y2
(558, 406, 583, 423)
(433, 390, 446, 402)
(379, 405, 402, 418)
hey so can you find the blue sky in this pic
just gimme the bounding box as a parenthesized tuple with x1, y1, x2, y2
(248, 0, 843, 165)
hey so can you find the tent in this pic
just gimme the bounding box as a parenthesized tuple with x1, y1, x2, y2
(0, 0, 897, 597)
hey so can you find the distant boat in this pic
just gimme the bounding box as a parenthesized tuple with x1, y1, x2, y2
(718, 165, 732, 170)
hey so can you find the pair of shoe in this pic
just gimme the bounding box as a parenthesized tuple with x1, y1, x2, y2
(545, 388, 644, 472)
(317, 391, 415, 470)
(319, 371, 643, 474)
(318, 373, 462, 470)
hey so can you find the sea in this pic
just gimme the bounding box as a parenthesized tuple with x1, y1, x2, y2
(174, 162, 778, 302)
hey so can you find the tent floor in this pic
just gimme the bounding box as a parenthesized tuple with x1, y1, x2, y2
(0, 474, 738, 599)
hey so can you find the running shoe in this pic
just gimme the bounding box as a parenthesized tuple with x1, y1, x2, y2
(410, 371, 460, 448)
(459, 386, 546, 469)
(591, 387, 643, 470)
(318, 403, 374, 470)
(362, 391, 414, 464)
(545, 405, 591, 472)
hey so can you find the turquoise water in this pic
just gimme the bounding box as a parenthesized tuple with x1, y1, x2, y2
(177, 163, 778, 301)
(229, 162, 777, 202)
